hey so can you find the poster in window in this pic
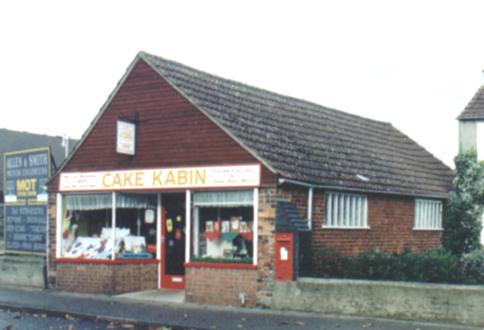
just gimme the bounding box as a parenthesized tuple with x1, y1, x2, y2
(230, 216, 240, 232)
(145, 209, 155, 224)
(205, 221, 214, 233)
(166, 218, 173, 233)
(221, 221, 230, 233)
(240, 221, 248, 233)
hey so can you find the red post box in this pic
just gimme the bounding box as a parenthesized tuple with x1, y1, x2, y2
(275, 232, 294, 281)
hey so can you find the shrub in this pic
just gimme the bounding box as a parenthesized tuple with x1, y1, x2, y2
(312, 247, 479, 284)
(461, 248, 484, 284)
(443, 150, 483, 256)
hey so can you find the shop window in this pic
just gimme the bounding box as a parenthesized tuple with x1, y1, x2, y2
(60, 193, 158, 259)
(115, 193, 157, 259)
(61, 194, 114, 259)
(192, 190, 254, 263)
(414, 199, 442, 230)
(324, 192, 368, 228)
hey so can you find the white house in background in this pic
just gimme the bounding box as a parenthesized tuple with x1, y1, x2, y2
(458, 86, 484, 159)
(458, 85, 484, 243)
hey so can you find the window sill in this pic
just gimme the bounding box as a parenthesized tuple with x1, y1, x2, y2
(185, 262, 257, 270)
(412, 228, 443, 232)
(56, 258, 160, 265)
(322, 226, 371, 230)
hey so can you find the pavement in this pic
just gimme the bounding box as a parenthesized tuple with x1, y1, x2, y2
(0, 285, 480, 330)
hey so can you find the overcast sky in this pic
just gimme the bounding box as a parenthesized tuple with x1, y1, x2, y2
(1, 1, 483, 167)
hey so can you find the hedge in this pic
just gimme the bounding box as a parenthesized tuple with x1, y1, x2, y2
(312, 247, 484, 284)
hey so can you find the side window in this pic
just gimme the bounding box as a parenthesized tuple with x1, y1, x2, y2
(414, 199, 442, 230)
(324, 192, 368, 228)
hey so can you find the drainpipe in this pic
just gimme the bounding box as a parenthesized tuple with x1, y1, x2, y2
(307, 187, 313, 230)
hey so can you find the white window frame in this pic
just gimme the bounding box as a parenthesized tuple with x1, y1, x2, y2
(190, 188, 258, 265)
(58, 191, 162, 259)
(414, 198, 443, 230)
(323, 191, 369, 229)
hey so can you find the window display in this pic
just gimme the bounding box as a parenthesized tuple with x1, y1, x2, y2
(192, 190, 254, 263)
(115, 193, 157, 259)
(60, 193, 157, 259)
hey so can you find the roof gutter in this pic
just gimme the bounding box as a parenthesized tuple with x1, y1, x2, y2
(278, 177, 450, 200)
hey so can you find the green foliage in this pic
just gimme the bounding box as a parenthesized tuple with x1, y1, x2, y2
(461, 248, 484, 284)
(443, 150, 484, 255)
(313, 247, 484, 284)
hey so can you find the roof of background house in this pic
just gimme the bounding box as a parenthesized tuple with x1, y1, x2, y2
(457, 86, 484, 121)
(140, 52, 453, 197)
(57, 52, 453, 198)
(0, 128, 77, 193)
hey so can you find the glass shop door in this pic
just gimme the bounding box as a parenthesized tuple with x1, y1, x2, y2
(161, 193, 186, 289)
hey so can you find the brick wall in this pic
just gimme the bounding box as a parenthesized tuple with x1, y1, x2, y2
(256, 188, 277, 304)
(56, 262, 157, 294)
(47, 193, 57, 285)
(311, 193, 441, 256)
(185, 267, 257, 307)
(278, 185, 442, 258)
(185, 187, 277, 307)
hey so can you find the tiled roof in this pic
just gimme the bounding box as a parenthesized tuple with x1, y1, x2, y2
(0, 128, 77, 194)
(140, 52, 453, 197)
(458, 86, 484, 120)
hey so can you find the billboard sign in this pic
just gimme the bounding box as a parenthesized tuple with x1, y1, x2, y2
(3, 147, 51, 255)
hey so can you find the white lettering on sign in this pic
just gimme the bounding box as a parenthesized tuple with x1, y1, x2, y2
(59, 164, 261, 191)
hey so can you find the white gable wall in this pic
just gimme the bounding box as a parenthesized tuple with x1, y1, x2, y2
(477, 122, 484, 161)
(459, 121, 477, 154)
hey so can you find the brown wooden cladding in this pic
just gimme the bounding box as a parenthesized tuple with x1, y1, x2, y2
(48, 60, 276, 191)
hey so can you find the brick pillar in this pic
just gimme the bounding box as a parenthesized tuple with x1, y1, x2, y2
(256, 187, 277, 306)
(47, 193, 57, 286)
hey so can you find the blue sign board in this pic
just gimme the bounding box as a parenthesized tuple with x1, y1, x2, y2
(3, 148, 51, 255)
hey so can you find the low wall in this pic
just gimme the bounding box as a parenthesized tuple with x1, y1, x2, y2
(272, 278, 484, 327)
(56, 262, 158, 294)
(0, 256, 45, 288)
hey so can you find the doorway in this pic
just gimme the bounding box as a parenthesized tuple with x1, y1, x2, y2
(160, 193, 186, 289)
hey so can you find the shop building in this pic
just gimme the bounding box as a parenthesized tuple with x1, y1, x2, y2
(47, 52, 453, 307)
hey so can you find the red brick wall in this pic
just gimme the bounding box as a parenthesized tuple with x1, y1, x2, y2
(56, 262, 157, 294)
(312, 193, 442, 256)
(279, 185, 442, 257)
(185, 267, 257, 307)
(278, 185, 310, 218)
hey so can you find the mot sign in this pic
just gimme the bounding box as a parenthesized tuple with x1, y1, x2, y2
(3, 148, 51, 255)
